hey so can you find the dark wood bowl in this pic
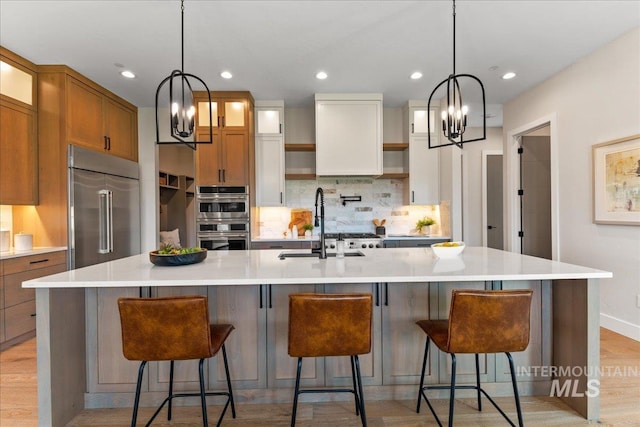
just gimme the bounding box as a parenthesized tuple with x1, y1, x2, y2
(149, 249, 207, 266)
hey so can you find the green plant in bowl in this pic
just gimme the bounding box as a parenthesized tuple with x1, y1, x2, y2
(416, 217, 436, 228)
(302, 224, 314, 231)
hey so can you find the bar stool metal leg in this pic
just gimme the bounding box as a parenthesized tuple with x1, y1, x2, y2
(197, 358, 208, 427)
(168, 360, 175, 421)
(448, 354, 457, 427)
(507, 352, 524, 427)
(416, 336, 430, 414)
(221, 344, 236, 418)
(354, 355, 367, 427)
(350, 355, 361, 416)
(291, 357, 303, 427)
(131, 361, 147, 427)
(475, 353, 482, 411)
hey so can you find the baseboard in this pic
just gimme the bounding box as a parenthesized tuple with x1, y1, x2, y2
(600, 313, 640, 341)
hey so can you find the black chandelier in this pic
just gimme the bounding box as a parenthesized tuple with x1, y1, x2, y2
(155, 0, 213, 150)
(428, 0, 486, 149)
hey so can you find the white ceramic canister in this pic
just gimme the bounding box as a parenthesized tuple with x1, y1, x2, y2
(0, 229, 9, 252)
(14, 232, 33, 251)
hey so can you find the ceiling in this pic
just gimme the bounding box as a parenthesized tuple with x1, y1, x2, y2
(1, 1, 639, 127)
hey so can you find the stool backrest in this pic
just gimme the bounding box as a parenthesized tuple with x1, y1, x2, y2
(288, 293, 373, 357)
(447, 289, 533, 354)
(118, 295, 213, 361)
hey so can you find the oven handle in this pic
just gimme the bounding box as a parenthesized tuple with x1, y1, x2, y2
(196, 194, 248, 201)
(197, 233, 249, 239)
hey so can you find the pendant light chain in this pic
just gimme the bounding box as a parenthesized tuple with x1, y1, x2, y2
(452, 0, 456, 77)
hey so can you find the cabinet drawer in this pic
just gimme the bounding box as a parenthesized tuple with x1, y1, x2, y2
(2, 251, 66, 275)
(3, 264, 65, 307)
(4, 300, 36, 341)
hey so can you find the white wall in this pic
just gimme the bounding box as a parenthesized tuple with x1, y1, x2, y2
(461, 127, 503, 246)
(137, 108, 160, 252)
(503, 28, 640, 340)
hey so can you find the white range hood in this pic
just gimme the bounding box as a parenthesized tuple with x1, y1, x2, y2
(315, 93, 383, 176)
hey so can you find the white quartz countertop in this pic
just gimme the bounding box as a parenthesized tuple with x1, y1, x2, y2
(23, 247, 612, 289)
(0, 246, 67, 260)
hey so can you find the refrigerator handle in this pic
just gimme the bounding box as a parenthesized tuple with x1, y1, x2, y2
(98, 190, 113, 254)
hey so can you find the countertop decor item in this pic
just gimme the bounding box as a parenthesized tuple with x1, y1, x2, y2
(416, 217, 436, 235)
(14, 232, 33, 251)
(427, 0, 486, 149)
(431, 241, 465, 258)
(149, 248, 207, 266)
(0, 229, 9, 252)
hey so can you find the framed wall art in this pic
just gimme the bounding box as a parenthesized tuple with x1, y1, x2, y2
(592, 134, 640, 225)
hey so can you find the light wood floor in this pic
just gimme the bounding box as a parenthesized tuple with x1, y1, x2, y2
(1, 328, 638, 426)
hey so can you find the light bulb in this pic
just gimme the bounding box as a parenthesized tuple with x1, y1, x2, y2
(462, 105, 469, 115)
(441, 110, 447, 120)
(171, 102, 179, 116)
(456, 110, 462, 120)
(448, 105, 454, 115)
(187, 106, 195, 119)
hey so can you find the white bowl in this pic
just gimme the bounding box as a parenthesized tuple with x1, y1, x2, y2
(431, 242, 465, 258)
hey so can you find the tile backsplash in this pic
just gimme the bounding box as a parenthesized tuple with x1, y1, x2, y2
(257, 178, 444, 238)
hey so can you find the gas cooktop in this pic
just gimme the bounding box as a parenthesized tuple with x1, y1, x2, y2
(324, 233, 380, 239)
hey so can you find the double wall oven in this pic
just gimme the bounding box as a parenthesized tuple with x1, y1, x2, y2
(196, 185, 249, 251)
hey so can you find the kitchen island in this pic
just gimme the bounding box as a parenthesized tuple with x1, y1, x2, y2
(24, 247, 611, 426)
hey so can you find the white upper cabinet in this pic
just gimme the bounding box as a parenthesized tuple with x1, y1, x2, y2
(315, 93, 382, 176)
(255, 100, 285, 206)
(403, 100, 439, 205)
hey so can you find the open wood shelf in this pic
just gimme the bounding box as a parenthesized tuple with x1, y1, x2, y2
(284, 144, 315, 152)
(285, 173, 317, 180)
(379, 173, 409, 179)
(383, 143, 409, 151)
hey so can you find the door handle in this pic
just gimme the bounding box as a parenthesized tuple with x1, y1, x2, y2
(411, 123, 415, 134)
(222, 169, 226, 182)
(98, 189, 113, 254)
(488, 225, 497, 230)
(103, 136, 108, 150)
(412, 191, 415, 203)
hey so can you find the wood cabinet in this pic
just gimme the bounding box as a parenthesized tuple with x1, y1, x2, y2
(0, 250, 66, 349)
(315, 93, 383, 176)
(0, 47, 38, 205)
(255, 101, 285, 206)
(194, 92, 254, 186)
(15, 66, 139, 249)
(403, 101, 440, 205)
(66, 76, 138, 161)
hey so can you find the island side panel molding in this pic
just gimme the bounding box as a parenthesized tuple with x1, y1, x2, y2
(553, 278, 600, 421)
(36, 287, 86, 427)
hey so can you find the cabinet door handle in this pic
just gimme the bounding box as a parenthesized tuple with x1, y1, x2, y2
(103, 136, 108, 150)
(279, 123, 282, 134)
(222, 169, 226, 182)
(222, 116, 225, 128)
(259, 285, 264, 309)
(280, 192, 283, 204)
(268, 285, 273, 309)
(375, 283, 380, 307)
(411, 123, 415, 134)
(107, 136, 111, 150)
(411, 191, 415, 203)
(384, 282, 389, 306)
(217, 116, 221, 127)
(29, 258, 49, 265)
(30, 313, 37, 317)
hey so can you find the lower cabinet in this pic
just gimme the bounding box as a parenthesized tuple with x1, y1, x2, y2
(85, 280, 548, 399)
(0, 251, 66, 349)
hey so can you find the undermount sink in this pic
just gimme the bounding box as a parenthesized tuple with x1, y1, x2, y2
(278, 251, 365, 260)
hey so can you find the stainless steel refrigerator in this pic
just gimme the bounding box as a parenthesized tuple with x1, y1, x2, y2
(68, 145, 141, 269)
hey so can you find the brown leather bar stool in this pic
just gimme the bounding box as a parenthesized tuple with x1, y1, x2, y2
(118, 295, 236, 427)
(288, 293, 373, 427)
(415, 289, 533, 427)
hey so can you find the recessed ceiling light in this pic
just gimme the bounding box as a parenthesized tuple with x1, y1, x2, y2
(120, 70, 136, 79)
(410, 72, 423, 80)
(502, 72, 516, 80)
(316, 71, 328, 80)
(221, 71, 233, 79)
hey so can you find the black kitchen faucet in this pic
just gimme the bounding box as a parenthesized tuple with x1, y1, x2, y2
(312, 187, 327, 259)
